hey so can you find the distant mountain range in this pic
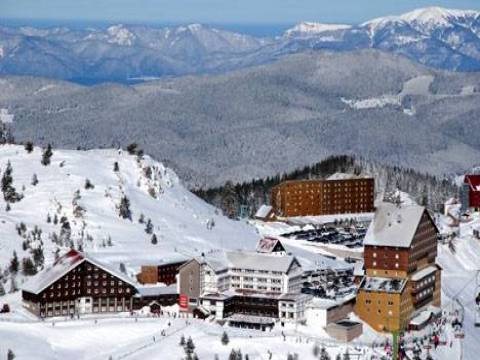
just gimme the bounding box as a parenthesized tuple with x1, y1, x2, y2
(2, 50, 480, 187)
(2, 7, 480, 83)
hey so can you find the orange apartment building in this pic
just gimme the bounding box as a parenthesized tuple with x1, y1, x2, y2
(271, 174, 374, 217)
(355, 202, 441, 332)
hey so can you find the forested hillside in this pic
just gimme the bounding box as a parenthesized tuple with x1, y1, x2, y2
(195, 155, 457, 217)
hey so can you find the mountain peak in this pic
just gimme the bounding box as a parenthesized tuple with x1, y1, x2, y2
(400, 6, 479, 24)
(364, 6, 479, 30)
(105, 24, 136, 46)
(284, 22, 351, 37)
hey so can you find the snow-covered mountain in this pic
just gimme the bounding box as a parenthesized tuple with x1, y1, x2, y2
(0, 145, 260, 277)
(2, 7, 480, 82)
(0, 23, 269, 82)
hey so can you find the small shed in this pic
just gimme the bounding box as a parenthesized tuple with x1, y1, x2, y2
(254, 205, 275, 221)
(256, 237, 286, 256)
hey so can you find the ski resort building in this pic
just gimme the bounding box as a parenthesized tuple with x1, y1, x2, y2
(461, 175, 480, 212)
(21, 250, 179, 317)
(271, 174, 374, 218)
(137, 256, 188, 285)
(355, 203, 441, 332)
(255, 237, 287, 256)
(177, 249, 307, 329)
(22, 250, 137, 317)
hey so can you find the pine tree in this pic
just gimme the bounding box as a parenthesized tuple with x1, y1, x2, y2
(84, 179, 94, 190)
(41, 144, 53, 166)
(32, 247, 45, 268)
(118, 196, 132, 220)
(31, 173, 39, 186)
(7, 349, 15, 360)
(2, 161, 22, 203)
(9, 251, 19, 274)
(126, 143, 138, 155)
(0, 282, 5, 296)
(179, 334, 186, 346)
(221, 331, 229, 345)
(145, 219, 153, 234)
(46, 213, 51, 223)
(24, 142, 34, 153)
(151, 233, 158, 245)
(185, 337, 195, 354)
(22, 257, 37, 276)
(320, 347, 331, 360)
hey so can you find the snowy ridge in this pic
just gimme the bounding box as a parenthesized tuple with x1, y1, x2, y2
(0, 145, 259, 278)
(284, 22, 351, 37)
(363, 6, 480, 31)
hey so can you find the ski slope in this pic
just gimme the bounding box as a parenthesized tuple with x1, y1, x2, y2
(0, 145, 260, 279)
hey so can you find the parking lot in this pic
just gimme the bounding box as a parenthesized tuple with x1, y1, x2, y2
(281, 224, 367, 248)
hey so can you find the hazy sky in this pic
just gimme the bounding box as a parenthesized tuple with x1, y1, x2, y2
(3, 0, 480, 24)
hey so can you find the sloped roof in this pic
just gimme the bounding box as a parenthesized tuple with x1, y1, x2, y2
(22, 249, 136, 294)
(465, 175, 480, 192)
(363, 202, 426, 248)
(411, 265, 438, 282)
(135, 284, 177, 297)
(255, 205, 273, 219)
(256, 237, 285, 254)
(326, 172, 359, 180)
(198, 250, 299, 274)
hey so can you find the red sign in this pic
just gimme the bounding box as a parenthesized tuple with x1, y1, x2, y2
(179, 294, 189, 309)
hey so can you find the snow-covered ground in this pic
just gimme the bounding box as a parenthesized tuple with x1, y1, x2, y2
(0, 145, 478, 359)
(0, 145, 261, 280)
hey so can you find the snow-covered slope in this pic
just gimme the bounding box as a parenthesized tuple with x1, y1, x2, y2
(364, 7, 479, 32)
(436, 213, 480, 360)
(0, 145, 259, 277)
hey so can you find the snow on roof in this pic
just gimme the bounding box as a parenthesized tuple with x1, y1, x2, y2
(135, 284, 177, 297)
(465, 175, 480, 192)
(353, 262, 365, 276)
(256, 237, 285, 253)
(409, 306, 441, 326)
(22, 249, 136, 294)
(364, 202, 426, 248)
(255, 205, 273, 219)
(326, 172, 359, 181)
(410, 265, 438, 282)
(360, 276, 407, 294)
(199, 250, 299, 274)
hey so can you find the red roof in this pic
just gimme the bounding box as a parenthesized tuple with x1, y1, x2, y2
(465, 175, 480, 192)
